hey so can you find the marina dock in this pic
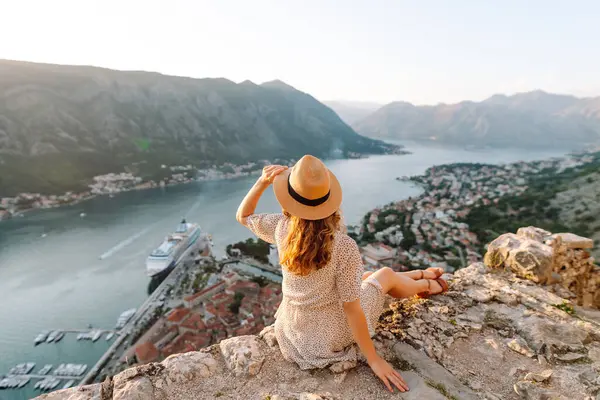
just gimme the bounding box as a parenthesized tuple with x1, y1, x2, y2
(48, 329, 118, 334)
(6, 374, 81, 380)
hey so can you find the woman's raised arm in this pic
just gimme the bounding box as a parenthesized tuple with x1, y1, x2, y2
(236, 165, 287, 225)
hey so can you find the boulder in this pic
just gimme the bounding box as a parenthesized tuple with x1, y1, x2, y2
(219, 335, 266, 376)
(485, 233, 553, 283)
(506, 240, 553, 283)
(553, 233, 594, 249)
(161, 351, 217, 383)
(524, 369, 553, 383)
(113, 376, 153, 400)
(35, 384, 103, 400)
(517, 226, 552, 242)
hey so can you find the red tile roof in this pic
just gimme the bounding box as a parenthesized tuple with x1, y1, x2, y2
(166, 307, 191, 323)
(184, 282, 226, 302)
(135, 342, 160, 364)
(180, 312, 206, 331)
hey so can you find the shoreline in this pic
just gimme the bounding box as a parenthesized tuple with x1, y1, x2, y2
(0, 149, 409, 220)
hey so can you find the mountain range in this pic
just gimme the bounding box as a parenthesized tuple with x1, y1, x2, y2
(351, 91, 600, 148)
(0, 60, 395, 196)
(322, 101, 382, 125)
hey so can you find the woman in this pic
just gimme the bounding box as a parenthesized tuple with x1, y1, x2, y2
(236, 155, 448, 393)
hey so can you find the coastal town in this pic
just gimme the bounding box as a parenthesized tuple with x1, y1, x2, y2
(0, 160, 286, 220)
(351, 152, 597, 274)
(0, 147, 408, 221)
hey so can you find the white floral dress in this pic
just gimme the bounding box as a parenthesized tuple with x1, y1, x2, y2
(246, 213, 386, 369)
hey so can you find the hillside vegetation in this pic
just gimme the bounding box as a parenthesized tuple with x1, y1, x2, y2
(465, 152, 600, 257)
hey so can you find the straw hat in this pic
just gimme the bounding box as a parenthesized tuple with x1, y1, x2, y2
(273, 155, 342, 220)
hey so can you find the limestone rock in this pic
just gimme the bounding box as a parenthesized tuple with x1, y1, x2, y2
(329, 360, 357, 374)
(220, 335, 265, 376)
(507, 240, 553, 283)
(517, 227, 552, 242)
(507, 337, 535, 358)
(465, 288, 494, 303)
(161, 351, 217, 383)
(514, 381, 562, 399)
(113, 376, 154, 400)
(485, 227, 600, 308)
(485, 233, 553, 283)
(524, 369, 553, 383)
(393, 343, 479, 400)
(553, 233, 594, 249)
(556, 352, 587, 363)
(259, 325, 278, 348)
(35, 384, 103, 400)
(517, 316, 588, 354)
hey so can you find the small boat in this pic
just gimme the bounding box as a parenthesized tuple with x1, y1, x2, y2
(34, 330, 50, 345)
(115, 308, 137, 329)
(77, 364, 88, 376)
(46, 331, 58, 343)
(80, 213, 87, 218)
(18, 377, 30, 388)
(38, 364, 53, 375)
(54, 331, 65, 342)
(106, 332, 115, 341)
(92, 330, 102, 342)
(62, 379, 75, 389)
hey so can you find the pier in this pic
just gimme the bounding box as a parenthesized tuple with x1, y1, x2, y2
(48, 329, 118, 334)
(6, 374, 80, 380)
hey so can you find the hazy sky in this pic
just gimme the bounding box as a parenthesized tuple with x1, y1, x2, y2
(2, 0, 599, 104)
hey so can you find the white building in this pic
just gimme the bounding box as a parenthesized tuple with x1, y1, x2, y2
(268, 245, 280, 268)
(361, 243, 397, 267)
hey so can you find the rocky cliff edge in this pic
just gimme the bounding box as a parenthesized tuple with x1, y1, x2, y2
(37, 228, 600, 400)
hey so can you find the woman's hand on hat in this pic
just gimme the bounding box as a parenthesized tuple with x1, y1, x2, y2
(260, 165, 288, 186)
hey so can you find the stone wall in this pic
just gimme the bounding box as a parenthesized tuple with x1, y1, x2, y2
(484, 226, 600, 308)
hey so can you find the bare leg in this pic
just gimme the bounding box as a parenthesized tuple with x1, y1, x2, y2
(370, 267, 443, 298)
(362, 271, 374, 280)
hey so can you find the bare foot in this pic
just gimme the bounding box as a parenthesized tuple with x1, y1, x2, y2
(417, 277, 448, 298)
(421, 267, 444, 280)
(426, 279, 445, 294)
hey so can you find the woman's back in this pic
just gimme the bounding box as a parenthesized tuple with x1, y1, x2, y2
(246, 212, 384, 369)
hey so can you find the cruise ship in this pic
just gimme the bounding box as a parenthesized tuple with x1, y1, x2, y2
(146, 219, 205, 277)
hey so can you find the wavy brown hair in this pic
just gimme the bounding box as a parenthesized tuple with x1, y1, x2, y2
(280, 210, 341, 276)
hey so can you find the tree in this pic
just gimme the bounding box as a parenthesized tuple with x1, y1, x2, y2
(229, 292, 245, 314)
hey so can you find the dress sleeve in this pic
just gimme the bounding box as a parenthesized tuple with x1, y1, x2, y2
(245, 213, 284, 244)
(335, 235, 364, 302)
